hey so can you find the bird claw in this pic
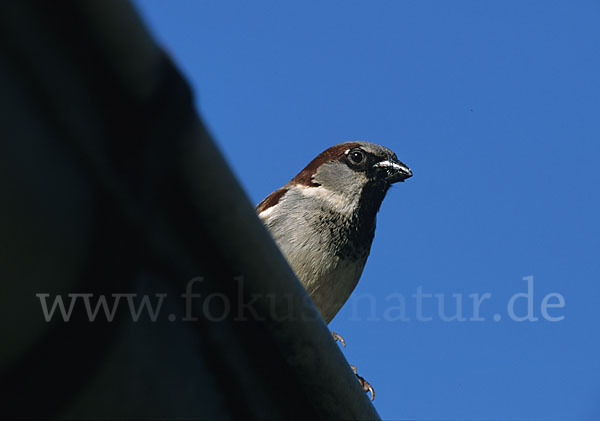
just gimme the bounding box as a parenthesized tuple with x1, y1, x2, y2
(351, 365, 375, 401)
(331, 333, 374, 400)
(331, 331, 346, 347)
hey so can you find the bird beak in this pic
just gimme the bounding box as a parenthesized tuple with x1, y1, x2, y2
(373, 159, 413, 183)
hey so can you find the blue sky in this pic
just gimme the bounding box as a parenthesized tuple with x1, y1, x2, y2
(133, 1, 600, 419)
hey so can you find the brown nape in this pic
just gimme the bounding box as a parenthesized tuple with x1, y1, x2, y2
(290, 142, 361, 187)
(256, 187, 288, 214)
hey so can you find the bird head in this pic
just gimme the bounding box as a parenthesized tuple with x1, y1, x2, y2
(289, 141, 412, 213)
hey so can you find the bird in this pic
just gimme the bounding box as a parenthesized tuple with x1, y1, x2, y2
(256, 141, 412, 399)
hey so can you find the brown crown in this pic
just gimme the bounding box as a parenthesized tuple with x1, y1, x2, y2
(290, 142, 361, 187)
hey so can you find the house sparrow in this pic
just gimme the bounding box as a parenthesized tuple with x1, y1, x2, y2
(257, 141, 412, 322)
(256, 141, 412, 399)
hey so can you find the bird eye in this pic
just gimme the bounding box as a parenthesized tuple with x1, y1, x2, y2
(349, 150, 364, 164)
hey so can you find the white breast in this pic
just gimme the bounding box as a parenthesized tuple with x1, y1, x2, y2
(259, 185, 369, 323)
